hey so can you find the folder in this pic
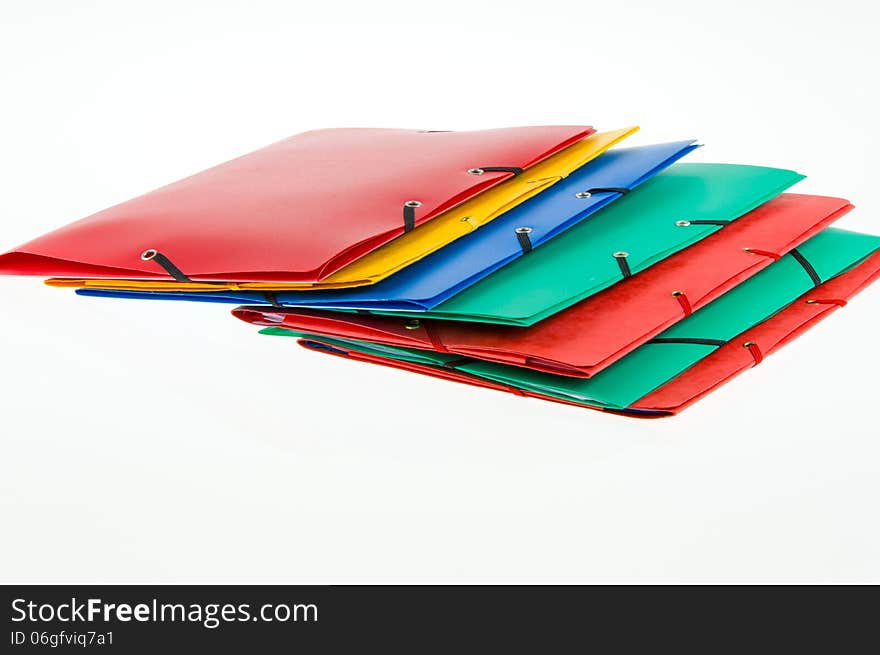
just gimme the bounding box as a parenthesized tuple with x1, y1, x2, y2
(0, 125, 596, 286)
(70, 141, 700, 306)
(623, 247, 880, 416)
(233, 194, 851, 377)
(276, 228, 880, 416)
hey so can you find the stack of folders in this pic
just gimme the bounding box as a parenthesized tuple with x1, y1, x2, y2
(2, 126, 876, 417)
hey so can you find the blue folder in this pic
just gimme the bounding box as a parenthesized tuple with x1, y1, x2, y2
(76, 140, 698, 310)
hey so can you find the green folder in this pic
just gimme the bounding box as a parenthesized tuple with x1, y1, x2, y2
(365, 163, 803, 326)
(271, 228, 880, 410)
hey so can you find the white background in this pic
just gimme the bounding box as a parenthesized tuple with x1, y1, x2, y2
(1, 0, 878, 583)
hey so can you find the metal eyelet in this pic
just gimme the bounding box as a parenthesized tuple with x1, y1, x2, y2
(467, 168, 484, 175)
(140, 249, 158, 261)
(404, 319, 422, 330)
(613, 251, 629, 258)
(575, 191, 592, 199)
(805, 300, 818, 304)
(671, 291, 684, 297)
(675, 220, 691, 227)
(515, 227, 533, 234)
(742, 341, 756, 348)
(404, 200, 422, 208)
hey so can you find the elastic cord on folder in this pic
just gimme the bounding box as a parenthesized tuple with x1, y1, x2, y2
(468, 166, 524, 176)
(140, 249, 191, 283)
(789, 248, 823, 287)
(590, 187, 630, 196)
(806, 298, 847, 307)
(421, 321, 449, 353)
(743, 247, 782, 261)
(403, 200, 421, 233)
(515, 227, 533, 254)
(675, 219, 732, 227)
(671, 291, 693, 316)
(576, 187, 630, 199)
(743, 341, 764, 364)
(262, 292, 282, 308)
(613, 251, 632, 278)
(591, 187, 629, 194)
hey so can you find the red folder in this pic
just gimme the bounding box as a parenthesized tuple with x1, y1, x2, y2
(0, 126, 592, 282)
(235, 194, 852, 377)
(295, 248, 880, 417)
(624, 249, 880, 416)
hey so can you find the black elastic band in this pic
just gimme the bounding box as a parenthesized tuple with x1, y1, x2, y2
(516, 231, 533, 254)
(441, 357, 475, 369)
(789, 248, 822, 287)
(684, 219, 732, 226)
(477, 166, 523, 175)
(262, 292, 282, 308)
(615, 254, 632, 278)
(151, 252, 191, 283)
(355, 309, 372, 315)
(585, 187, 630, 195)
(648, 337, 727, 347)
(403, 204, 416, 233)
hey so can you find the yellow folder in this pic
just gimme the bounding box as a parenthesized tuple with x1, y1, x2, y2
(46, 127, 637, 293)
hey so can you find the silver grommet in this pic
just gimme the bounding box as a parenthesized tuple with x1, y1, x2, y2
(404, 200, 422, 208)
(575, 191, 592, 199)
(675, 220, 691, 227)
(467, 168, 484, 175)
(805, 299, 818, 304)
(515, 227, 533, 234)
(140, 249, 158, 261)
(613, 251, 629, 258)
(671, 290, 684, 297)
(404, 319, 422, 330)
(460, 216, 472, 222)
(742, 341, 756, 348)
(743, 247, 752, 253)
